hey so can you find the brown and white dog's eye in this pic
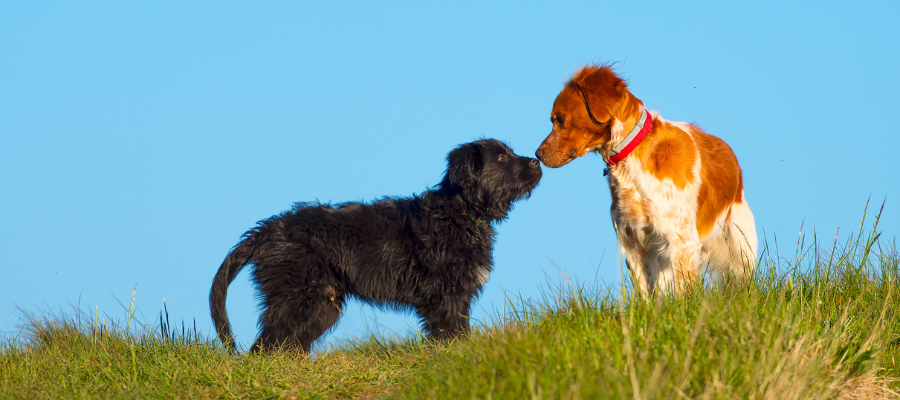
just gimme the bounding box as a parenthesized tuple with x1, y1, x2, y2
(554, 115, 565, 128)
(497, 154, 509, 163)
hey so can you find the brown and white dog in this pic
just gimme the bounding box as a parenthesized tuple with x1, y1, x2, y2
(535, 65, 757, 294)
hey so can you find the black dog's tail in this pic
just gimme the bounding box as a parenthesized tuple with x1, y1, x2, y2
(209, 231, 257, 352)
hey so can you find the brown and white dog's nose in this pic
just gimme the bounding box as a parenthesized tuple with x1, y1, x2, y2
(534, 148, 544, 161)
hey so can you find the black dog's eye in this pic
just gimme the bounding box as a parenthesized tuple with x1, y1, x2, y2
(498, 154, 509, 163)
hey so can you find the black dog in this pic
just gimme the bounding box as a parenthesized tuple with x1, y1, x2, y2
(210, 139, 542, 353)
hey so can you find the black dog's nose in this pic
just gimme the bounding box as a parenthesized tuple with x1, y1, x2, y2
(529, 158, 540, 168)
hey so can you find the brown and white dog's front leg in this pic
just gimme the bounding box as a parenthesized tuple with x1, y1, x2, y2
(620, 240, 653, 294)
(613, 213, 656, 295)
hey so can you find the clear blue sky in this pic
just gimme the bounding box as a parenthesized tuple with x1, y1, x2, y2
(3, 2, 898, 352)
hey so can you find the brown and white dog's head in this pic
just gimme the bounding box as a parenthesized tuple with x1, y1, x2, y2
(535, 65, 645, 168)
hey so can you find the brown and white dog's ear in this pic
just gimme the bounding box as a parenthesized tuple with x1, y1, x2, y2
(570, 65, 628, 125)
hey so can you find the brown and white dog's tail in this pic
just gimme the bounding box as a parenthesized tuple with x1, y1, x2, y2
(707, 191, 759, 279)
(727, 191, 759, 274)
(209, 232, 257, 352)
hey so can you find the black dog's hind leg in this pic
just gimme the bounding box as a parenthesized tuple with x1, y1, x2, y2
(251, 290, 345, 353)
(251, 269, 345, 354)
(417, 296, 473, 341)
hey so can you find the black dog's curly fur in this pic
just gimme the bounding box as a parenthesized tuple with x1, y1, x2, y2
(210, 139, 542, 353)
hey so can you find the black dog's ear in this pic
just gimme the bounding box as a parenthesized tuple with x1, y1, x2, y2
(444, 142, 482, 191)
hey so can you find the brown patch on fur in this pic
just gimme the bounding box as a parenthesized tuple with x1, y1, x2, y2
(692, 130, 742, 238)
(636, 118, 697, 189)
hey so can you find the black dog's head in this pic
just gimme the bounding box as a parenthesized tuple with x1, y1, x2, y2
(437, 139, 542, 221)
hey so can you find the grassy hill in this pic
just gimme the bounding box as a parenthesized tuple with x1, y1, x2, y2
(3, 213, 899, 399)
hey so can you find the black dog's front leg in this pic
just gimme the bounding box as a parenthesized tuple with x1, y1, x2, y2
(417, 295, 473, 341)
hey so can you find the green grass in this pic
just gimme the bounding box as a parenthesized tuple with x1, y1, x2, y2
(3, 208, 900, 399)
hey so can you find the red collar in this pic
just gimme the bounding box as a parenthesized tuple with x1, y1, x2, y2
(606, 108, 653, 165)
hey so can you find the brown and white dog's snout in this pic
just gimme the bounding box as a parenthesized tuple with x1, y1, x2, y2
(535, 135, 582, 169)
(534, 130, 563, 167)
